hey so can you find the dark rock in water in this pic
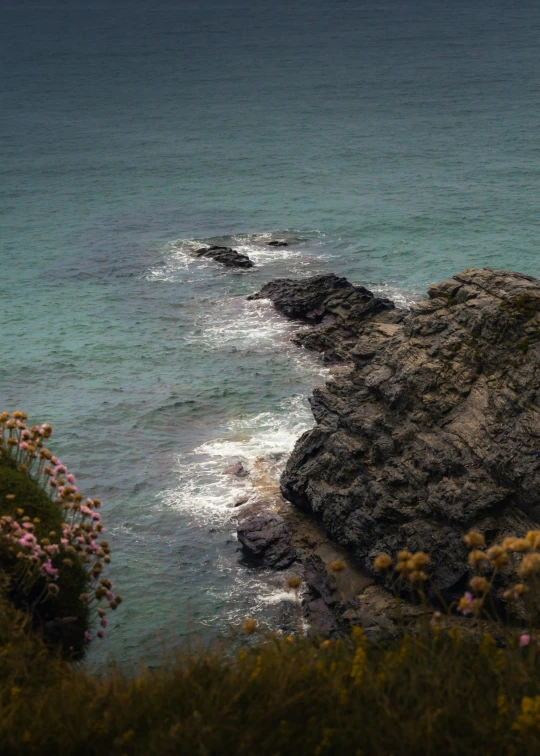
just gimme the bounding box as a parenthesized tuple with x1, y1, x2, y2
(276, 267, 540, 598)
(237, 512, 296, 570)
(224, 462, 249, 478)
(248, 274, 398, 363)
(233, 495, 250, 507)
(193, 245, 254, 269)
(267, 240, 289, 247)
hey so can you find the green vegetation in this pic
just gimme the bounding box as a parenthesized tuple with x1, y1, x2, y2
(0, 455, 89, 650)
(3, 605, 540, 755)
(4, 412, 540, 754)
(0, 411, 118, 657)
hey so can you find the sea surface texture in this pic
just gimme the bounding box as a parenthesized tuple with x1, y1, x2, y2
(1, 0, 539, 666)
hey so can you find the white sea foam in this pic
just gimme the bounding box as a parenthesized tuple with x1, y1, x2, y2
(144, 230, 334, 282)
(160, 393, 319, 526)
(370, 283, 419, 309)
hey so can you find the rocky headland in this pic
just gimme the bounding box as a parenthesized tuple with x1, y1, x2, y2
(239, 268, 540, 634)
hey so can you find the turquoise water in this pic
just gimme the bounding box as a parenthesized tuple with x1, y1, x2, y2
(1, 0, 540, 666)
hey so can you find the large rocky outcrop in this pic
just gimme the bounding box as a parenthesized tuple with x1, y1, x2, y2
(253, 268, 540, 597)
(248, 274, 401, 363)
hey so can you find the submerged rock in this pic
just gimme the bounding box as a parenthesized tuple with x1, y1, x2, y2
(224, 462, 249, 478)
(259, 267, 540, 598)
(193, 245, 254, 269)
(267, 240, 289, 247)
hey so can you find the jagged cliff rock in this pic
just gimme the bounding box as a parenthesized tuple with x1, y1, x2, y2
(248, 274, 401, 363)
(252, 268, 540, 597)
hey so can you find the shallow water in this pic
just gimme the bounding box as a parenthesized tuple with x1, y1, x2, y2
(1, 0, 539, 667)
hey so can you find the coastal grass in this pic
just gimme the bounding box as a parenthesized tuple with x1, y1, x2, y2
(3, 607, 540, 755)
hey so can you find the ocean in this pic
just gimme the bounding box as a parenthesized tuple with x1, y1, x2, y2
(1, 0, 539, 667)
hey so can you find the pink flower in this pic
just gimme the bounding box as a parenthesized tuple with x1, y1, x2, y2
(520, 634, 531, 647)
(46, 544, 59, 556)
(42, 560, 59, 579)
(21, 430, 31, 440)
(51, 456, 60, 465)
(19, 534, 37, 548)
(97, 630, 105, 639)
(80, 505, 92, 517)
(61, 538, 69, 548)
(55, 465, 67, 475)
(91, 513, 101, 522)
(84, 631, 93, 642)
(459, 591, 474, 616)
(19, 442, 28, 451)
(100, 617, 108, 628)
(66, 474, 76, 485)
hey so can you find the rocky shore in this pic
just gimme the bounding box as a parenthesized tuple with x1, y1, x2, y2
(238, 268, 540, 635)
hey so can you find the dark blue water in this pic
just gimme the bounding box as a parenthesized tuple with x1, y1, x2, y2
(1, 0, 539, 666)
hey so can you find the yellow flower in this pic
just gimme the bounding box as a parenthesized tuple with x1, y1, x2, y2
(243, 618, 257, 635)
(469, 576, 489, 593)
(527, 530, 540, 550)
(352, 626, 366, 647)
(121, 730, 135, 744)
(513, 695, 540, 732)
(497, 694, 509, 719)
(350, 646, 367, 686)
(411, 551, 430, 568)
(480, 633, 496, 655)
(471, 598, 484, 617)
(468, 549, 486, 567)
(513, 583, 528, 597)
(464, 530, 485, 548)
(408, 570, 428, 584)
(506, 538, 531, 553)
(287, 577, 301, 589)
(250, 655, 262, 682)
(373, 553, 393, 571)
(397, 550, 412, 561)
(486, 545, 509, 567)
(330, 560, 346, 573)
(448, 627, 461, 646)
(518, 553, 540, 578)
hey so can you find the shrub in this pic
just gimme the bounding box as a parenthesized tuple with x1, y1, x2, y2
(3, 609, 540, 755)
(0, 411, 120, 655)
